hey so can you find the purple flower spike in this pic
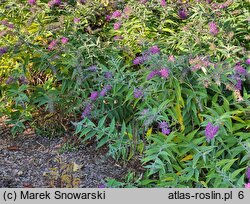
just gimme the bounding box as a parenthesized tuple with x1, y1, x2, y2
(245, 183, 250, 188)
(48, 0, 61, 7)
(0, 47, 8, 56)
(106, 15, 111, 22)
(133, 56, 146, 65)
(87, 65, 97, 72)
(147, 70, 159, 80)
(149, 46, 160, 55)
(235, 64, 247, 76)
(209, 21, 219, 36)
(74, 18, 80, 23)
(89, 91, 99, 101)
(81, 104, 93, 119)
(104, 72, 113, 79)
(98, 184, 106, 188)
(205, 122, 219, 140)
(53, 0, 61, 5)
(246, 59, 250, 65)
(114, 22, 122, 30)
(61, 37, 69, 44)
(161, 0, 166, 7)
(111, 10, 122, 19)
(28, 0, 36, 5)
(134, 88, 143, 99)
(100, 85, 112, 97)
(159, 121, 171, 135)
(159, 68, 169, 79)
(48, 40, 57, 50)
(235, 79, 242, 91)
(246, 167, 250, 181)
(178, 9, 187, 20)
(168, 55, 175, 62)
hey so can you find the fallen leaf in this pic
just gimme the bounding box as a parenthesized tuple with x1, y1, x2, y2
(180, 154, 193, 162)
(7, 146, 20, 151)
(73, 162, 83, 172)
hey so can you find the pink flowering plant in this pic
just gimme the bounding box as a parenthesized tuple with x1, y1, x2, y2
(0, 0, 249, 188)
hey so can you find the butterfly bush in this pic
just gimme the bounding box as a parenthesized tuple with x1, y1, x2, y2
(1, 0, 249, 188)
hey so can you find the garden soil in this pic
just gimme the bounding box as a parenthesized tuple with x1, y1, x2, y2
(0, 118, 142, 188)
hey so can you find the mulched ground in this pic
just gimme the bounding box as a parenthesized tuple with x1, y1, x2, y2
(0, 118, 142, 188)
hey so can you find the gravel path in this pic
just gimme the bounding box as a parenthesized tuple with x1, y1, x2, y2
(0, 123, 139, 188)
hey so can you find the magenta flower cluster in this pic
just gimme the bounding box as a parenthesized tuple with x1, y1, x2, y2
(111, 10, 122, 19)
(246, 59, 250, 65)
(114, 22, 122, 30)
(74, 18, 81, 23)
(205, 122, 219, 140)
(159, 68, 169, 78)
(48, 40, 57, 50)
(209, 21, 219, 36)
(61, 37, 69, 44)
(28, 0, 36, 5)
(160, 0, 166, 7)
(246, 167, 250, 181)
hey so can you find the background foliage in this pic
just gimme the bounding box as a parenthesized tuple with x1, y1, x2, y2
(0, 0, 249, 187)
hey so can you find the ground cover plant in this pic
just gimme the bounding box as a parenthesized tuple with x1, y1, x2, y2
(0, 0, 250, 188)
